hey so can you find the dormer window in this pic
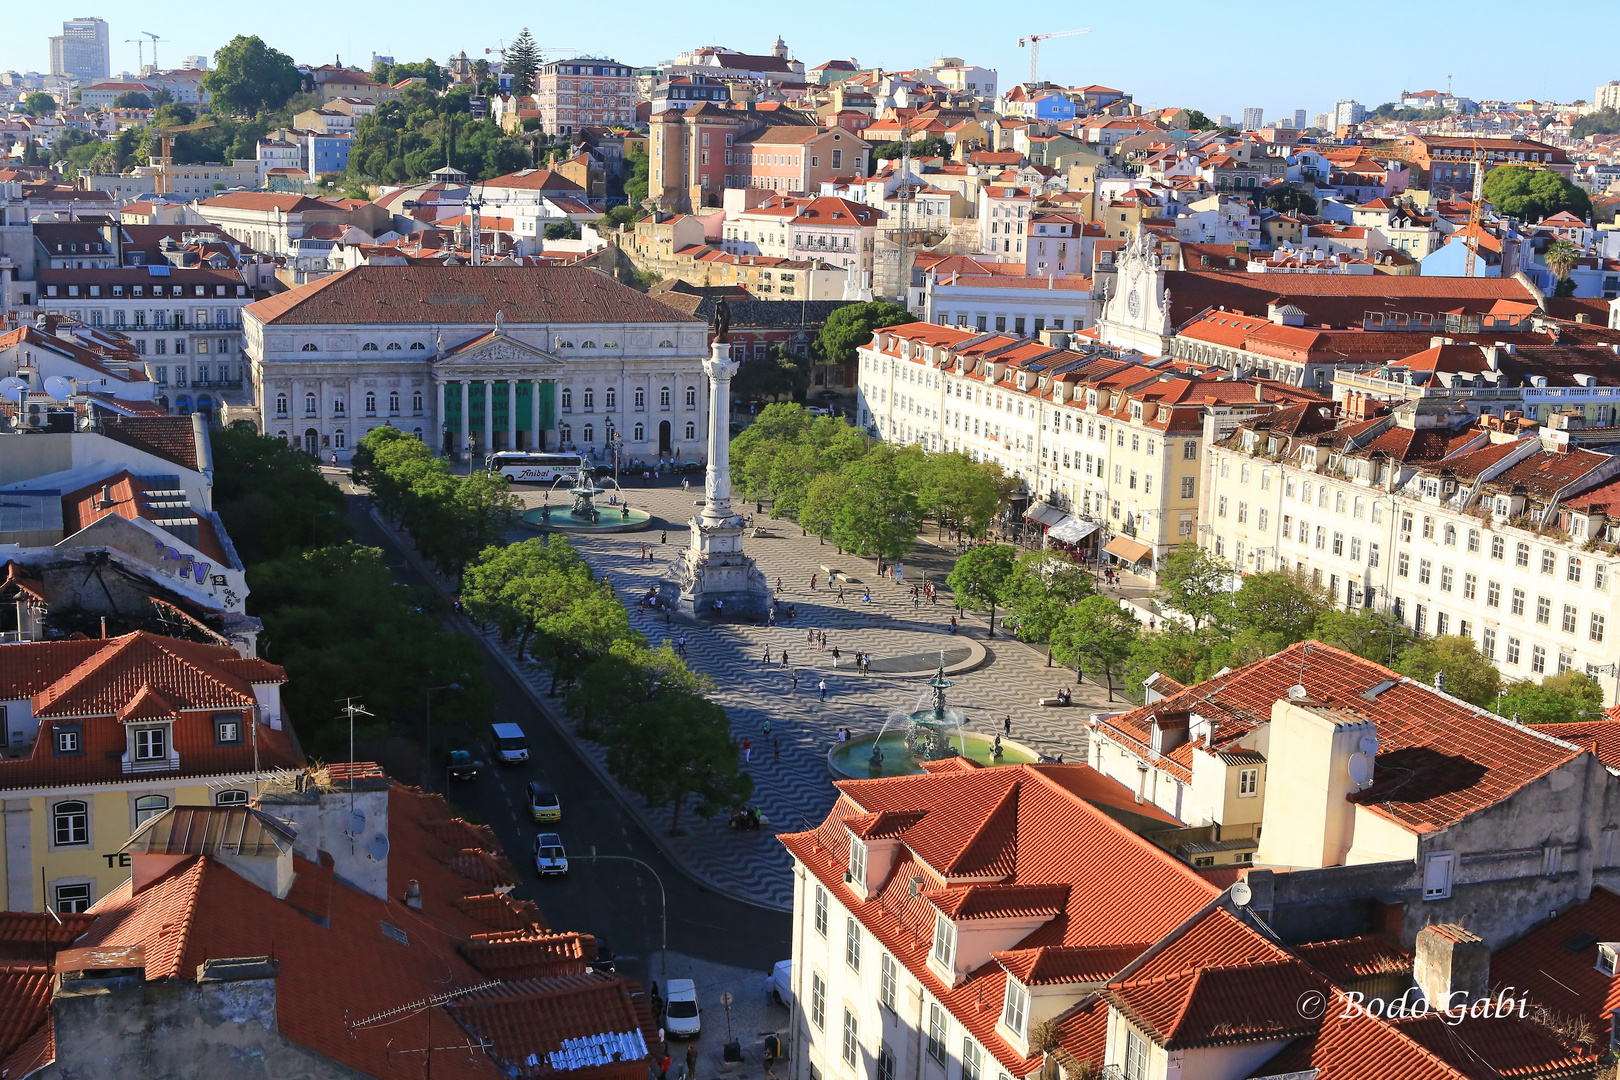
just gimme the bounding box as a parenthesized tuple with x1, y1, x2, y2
(1000, 978, 1028, 1037)
(931, 912, 956, 970)
(847, 838, 867, 891)
(133, 727, 167, 761)
(1599, 943, 1618, 977)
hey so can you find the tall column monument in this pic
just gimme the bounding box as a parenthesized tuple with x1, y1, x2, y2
(675, 299, 774, 618)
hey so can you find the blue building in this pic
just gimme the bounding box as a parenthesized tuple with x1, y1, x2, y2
(306, 132, 352, 179)
(1029, 92, 1076, 122)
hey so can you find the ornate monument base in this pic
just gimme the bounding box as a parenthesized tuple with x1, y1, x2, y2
(672, 332, 774, 620)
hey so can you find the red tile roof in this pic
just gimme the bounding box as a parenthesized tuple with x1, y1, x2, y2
(1491, 885, 1620, 1038)
(451, 972, 661, 1080)
(245, 266, 704, 328)
(99, 416, 201, 471)
(1536, 719, 1620, 770)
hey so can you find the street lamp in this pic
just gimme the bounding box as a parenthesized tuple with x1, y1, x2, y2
(582, 848, 668, 979)
(422, 683, 463, 791)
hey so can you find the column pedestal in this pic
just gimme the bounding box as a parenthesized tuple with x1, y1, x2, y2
(671, 342, 774, 619)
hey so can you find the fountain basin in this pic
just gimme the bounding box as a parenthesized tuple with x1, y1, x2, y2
(520, 505, 654, 533)
(827, 732, 1039, 780)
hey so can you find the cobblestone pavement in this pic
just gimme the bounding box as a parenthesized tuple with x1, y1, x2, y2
(458, 482, 1149, 909)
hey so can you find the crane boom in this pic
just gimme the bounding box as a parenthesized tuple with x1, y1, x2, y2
(142, 31, 168, 72)
(1015, 29, 1089, 87)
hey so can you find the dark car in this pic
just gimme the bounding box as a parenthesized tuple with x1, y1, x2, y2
(590, 935, 616, 972)
(674, 460, 704, 475)
(447, 750, 481, 781)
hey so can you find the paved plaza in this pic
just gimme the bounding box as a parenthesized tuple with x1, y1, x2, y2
(371, 473, 1148, 911)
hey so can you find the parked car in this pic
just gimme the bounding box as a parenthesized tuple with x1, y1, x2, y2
(770, 959, 793, 1009)
(673, 460, 704, 475)
(533, 832, 568, 877)
(590, 935, 616, 972)
(489, 722, 529, 764)
(664, 978, 701, 1038)
(527, 782, 562, 823)
(446, 750, 481, 781)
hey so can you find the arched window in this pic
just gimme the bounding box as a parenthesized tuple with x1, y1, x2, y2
(634, 388, 646, 408)
(362, 342, 378, 351)
(634, 422, 645, 441)
(214, 789, 249, 806)
(658, 339, 673, 348)
(410, 342, 425, 350)
(334, 430, 346, 449)
(685, 386, 697, 407)
(559, 340, 576, 349)
(305, 392, 317, 414)
(134, 794, 169, 826)
(53, 800, 88, 846)
(388, 391, 400, 413)
(660, 386, 671, 407)
(582, 341, 597, 349)
(561, 387, 573, 410)
(583, 388, 595, 410)
(583, 424, 595, 443)
(275, 393, 288, 416)
(605, 387, 617, 409)
(332, 397, 346, 415)
(412, 391, 423, 413)
(413, 427, 424, 441)
(277, 430, 288, 443)
(685, 421, 696, 440)
(386, 342, 402, 351)
(560, 424, 572, 442)
(365, 392, 377, 414)
(301, 343, 317, 352)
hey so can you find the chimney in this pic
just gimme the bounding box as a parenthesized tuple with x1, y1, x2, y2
(405, 880, 423, 909)
(1415, 924, 1490, 1009)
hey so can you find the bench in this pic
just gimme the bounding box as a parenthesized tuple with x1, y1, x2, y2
(751, 527, 776, 539)
(1038, 697, 1073, 708)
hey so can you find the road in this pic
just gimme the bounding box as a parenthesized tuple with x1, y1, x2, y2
(344, 492, 792, 986)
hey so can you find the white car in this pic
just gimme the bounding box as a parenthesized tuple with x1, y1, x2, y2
(664, 978, 701, 1038)
(534, 832, 568, 877)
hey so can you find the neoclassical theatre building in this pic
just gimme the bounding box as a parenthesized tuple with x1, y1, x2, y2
(242, 265, 711, 462)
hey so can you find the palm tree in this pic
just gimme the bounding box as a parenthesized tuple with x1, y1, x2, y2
(1545, 238, 1582, 297)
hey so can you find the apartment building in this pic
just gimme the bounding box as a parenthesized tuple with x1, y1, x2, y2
(855, 322, 1322, 571)
(721, 196, 881, 276)
(977, 183, 1035, 262)
(534, 56, 636, 134)
(649, 103, 868, 213)
(1202, 398, 1620, 701)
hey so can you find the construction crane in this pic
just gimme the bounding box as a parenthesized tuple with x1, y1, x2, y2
(126, 38, 147, 73)
(1456, 141, 1544, 277)
(142, 31, 168, 72)
(151, 119, 215, 195)
(1016, 29, 1089, 87)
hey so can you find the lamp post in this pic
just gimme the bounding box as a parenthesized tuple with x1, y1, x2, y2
(422, 683, 462, 791)
(583, 848, 667, 980)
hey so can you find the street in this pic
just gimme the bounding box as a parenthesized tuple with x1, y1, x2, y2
(345, 492, 792, 987)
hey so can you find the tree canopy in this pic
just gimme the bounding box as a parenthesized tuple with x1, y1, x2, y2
(203, 35, 303, 115)
(1497, 670, 1604, 726)
(1004, 549, 1095, 650)
(374, 59, 449, 91)
(1482, 167, 1591, 222)
(1154, 544, 1232, 629)
(1573, 109, 1620, 139)
(814, 301, 914, 367)
(505, 29, 541, 96)
(1394, 635, 1500, 708)
(1051, 596, 1140, 701)
(345, 86, 530, 185)
(22, 93, 55, 117)
(111, 90, 152, 109)
(946, 544, 1016, 635)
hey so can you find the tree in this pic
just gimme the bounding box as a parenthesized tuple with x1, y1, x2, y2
(1573, 109, 1620, 139)
(575, 642, 752, 833)
(1154, 544, 1233, 629)
(1122, 626, 1221, 700)
(1546, 238, 1582, 291)
(1230, 569, 1331, 643)
(1497, 671, 1605, 726)
(204, 35, 303, 115)
(505, 29, 541, 96)
(211, 423, 350, 563)
(1183, 109, 1215, 131)
(1482, 167, 1591, 223)
(461, 536, 599, 659)
(22, 93, 55, 117)
(545, 220, 582, 240)
(1394, 635, 1500, 708)
(830, 444, 921, 573)
(602, 204, 643, 229)
(1005, 550, 1095, 657)
(732, 347, 810, 404)
(801, 472, 851, 543)
(1050, 596, 1141, 701)
(946, 544, 1016, 636)
(21, 140, 40, 167)
(1313, 607, 1417, 666)
(624, 144, 650, 206)
(111, 90, 152, 110)
(909, 452, 1002, 539)
(814, 301, 914, 368)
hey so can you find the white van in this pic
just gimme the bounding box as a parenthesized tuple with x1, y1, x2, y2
(664, 978, 701, 1038)
(770, 960, 793, 1010)
(490, 722, 530, 764)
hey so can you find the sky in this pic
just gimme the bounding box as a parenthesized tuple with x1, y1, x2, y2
(8, 0, 1619, 121)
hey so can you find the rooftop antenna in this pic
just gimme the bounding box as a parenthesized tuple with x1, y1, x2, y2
(335, 696, 374, 819)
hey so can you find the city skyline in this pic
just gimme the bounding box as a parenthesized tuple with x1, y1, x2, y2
(1, 0, 1616, 120)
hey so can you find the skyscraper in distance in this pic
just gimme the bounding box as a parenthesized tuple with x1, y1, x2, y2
(48, 17, 110, 81)
(1294, 108, 1307, 129)
(1242, 106, 1264, 130)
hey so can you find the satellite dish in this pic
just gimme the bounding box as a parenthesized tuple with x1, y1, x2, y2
(346, 809, 366, 836)
(1231, 880, 1252, 907)
(42, 376, 75, 401)
(0, 377, 25, 405)
(1359, 734, 1380, 757)
(367, 833, 390, 861)
(1348, 751, 1372, 786)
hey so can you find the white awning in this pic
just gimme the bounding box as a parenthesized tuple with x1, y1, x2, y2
(1047, 517, 1100, 545)
(1024, 501, 1067, 528)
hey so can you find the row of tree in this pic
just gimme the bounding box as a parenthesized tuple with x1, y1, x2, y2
(211, 425, 489, 763)
(732, 403, 1018, 569)
(344, 82, 534, 186)
(349, 428, 522, 575)
(459, 537, 752, 831)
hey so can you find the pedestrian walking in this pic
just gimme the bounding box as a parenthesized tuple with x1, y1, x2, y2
(661, 1055, 672, 1080)
(831, 646, 841, 668)
(661, 531, 667, 544)
(773, 737, 781, 761)
(819, 679, 828, 701)
(686, 1044, 698, 1080)
(791, 669, 800, 691)
(767, 608, 776, 627)
(838, 586, 845, 602)
(677, 635, 688, 657)
(1003, 715, 1012, 735)
(781, 649, 790, 667)
(776, 577, 783, 591)
(863, 589, 872, 604)
(763, 719, 773, 738)
(761, 645, 771, 668)
(807, 628, 815, 645)
(810, 574, 818, 591)
(949, 615, 957, 634)
(744, 739, 753, 763)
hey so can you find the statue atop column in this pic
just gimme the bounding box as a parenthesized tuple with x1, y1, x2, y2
(710, 297, 731, 343)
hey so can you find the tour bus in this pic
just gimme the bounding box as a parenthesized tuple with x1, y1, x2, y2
(486, 451, 586, 484)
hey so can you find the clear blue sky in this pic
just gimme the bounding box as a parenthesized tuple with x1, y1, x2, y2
(7, 1, 1617, 120)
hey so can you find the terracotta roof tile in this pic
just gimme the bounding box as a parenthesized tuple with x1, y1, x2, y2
(99, 416, 201, 471)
